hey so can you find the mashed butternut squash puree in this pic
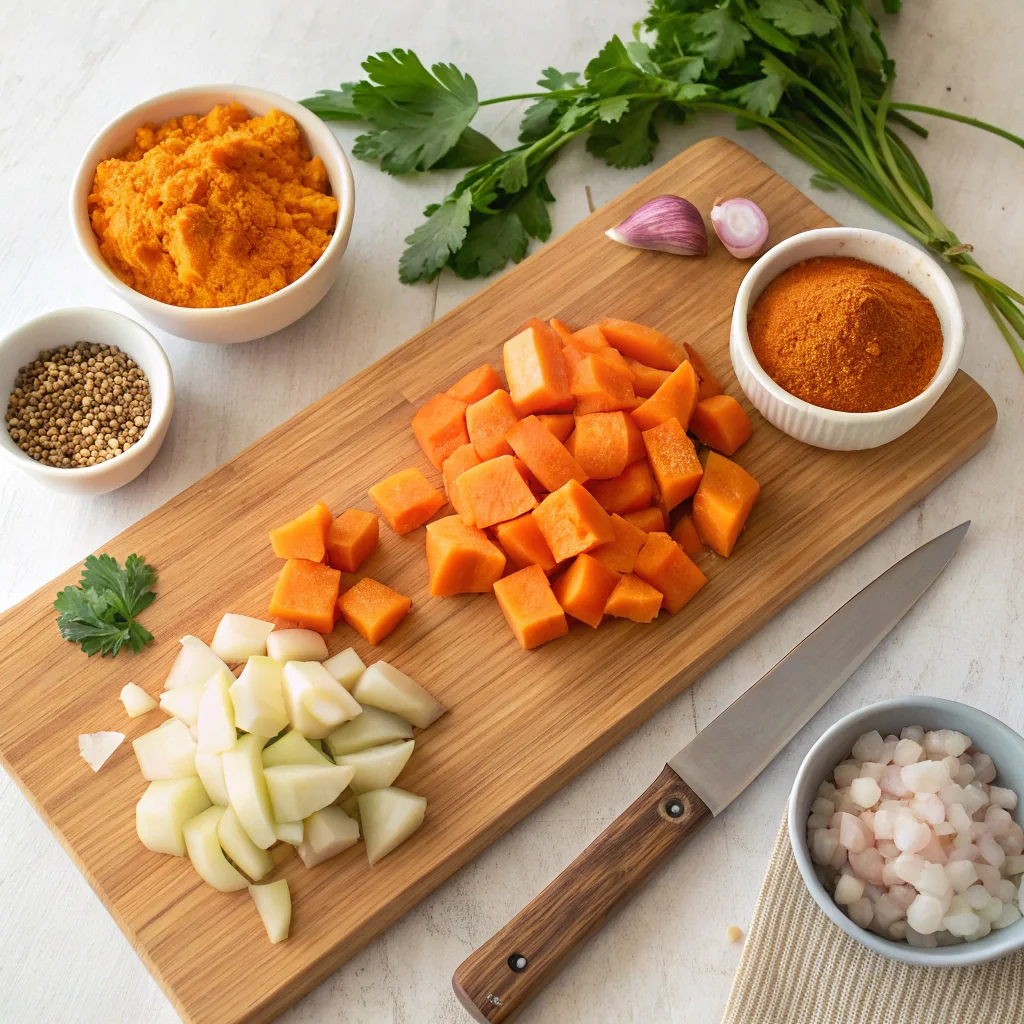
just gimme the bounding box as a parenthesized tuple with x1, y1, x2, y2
(88, 103, 338, 308)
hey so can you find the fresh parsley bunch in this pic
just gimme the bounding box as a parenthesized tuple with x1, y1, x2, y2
(303, 0, 1024, 369)
(54, 553, 157, 657)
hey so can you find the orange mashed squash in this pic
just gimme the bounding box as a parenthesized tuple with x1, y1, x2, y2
(88, 103, 338, 308)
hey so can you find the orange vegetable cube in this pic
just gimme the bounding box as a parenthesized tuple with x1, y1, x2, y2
(493, 565, 568, 650)
(269, 558, 341, 634)
(564, 323, 609, 352)
(536, 413, 575, 443)
(633, 531, 707, 614)
(567, 412, 645, 480)
(507, 415, 588, 492)
(325, 509, 379, 572)
(504, 318, 574, 415)
(456, 454, 538, 529)
(624, 358, 671, 398)
(671, 514, 704, 558)
(604, 573, 663, 623)
(442, 443, 483, 521)
(552, 553, 621, 629)
(692, 452, 760, 557)
(466, 388, 521, 461)
(631, 360, 699, 432)
(368, 468, 445, 535)
(338, 577, 411, 644)
(549, 317, 578, 341)
(533, 479, 615, 562)
(597, 319, 685, 371)
(642, 419, 703, 510)
(493, 513, 558, 574)
(411, 393, 469, 470)
(622, 506, 666, 533)
(590, 513, 648, 574)
(426, 516, 506, 597)
(269, 501, 332, 562)
(586, 459, 654, 515)
(447, 364, 504, 405)
(570, 355, 637, 414)
(683, 342, 724, 401)
(688, 395, 753, 456)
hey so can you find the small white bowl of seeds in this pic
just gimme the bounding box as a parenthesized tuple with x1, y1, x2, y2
(0, 307, 173, 495)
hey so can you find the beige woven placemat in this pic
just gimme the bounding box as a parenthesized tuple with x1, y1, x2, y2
(722, 814, 1024, 1024)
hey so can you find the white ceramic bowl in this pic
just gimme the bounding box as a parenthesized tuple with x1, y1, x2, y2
(69, 84, 355, 344)
(790, 696, 1024, 967)
(0, 308, 173, 495)
(731, 228, 965, 450)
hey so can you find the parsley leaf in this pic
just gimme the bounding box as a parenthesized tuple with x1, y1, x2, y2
(519, 98, 561, 142)
(757, 0, 838, 38)
(585, 36, 657, 97)
(586, 98, 660, 168)
(431, 127, 503, 169)
(451, 210, 529, 279)
(692, 9, 751, 68)
(54, 553, 157, 657)
(299, 84, 361, 120)
(399, 190, 473, 283)
(537, 67, 580, 92)
(732, 56, 792, 117)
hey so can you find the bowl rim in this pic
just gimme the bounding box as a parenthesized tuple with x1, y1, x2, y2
(0, 306, 174, 482)
(789, 695, 1024, 966)
(732, 226, 966, 424)
(68, 83, 356, 321)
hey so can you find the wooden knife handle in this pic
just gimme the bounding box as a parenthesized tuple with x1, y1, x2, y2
(451, 764, 712, 1023)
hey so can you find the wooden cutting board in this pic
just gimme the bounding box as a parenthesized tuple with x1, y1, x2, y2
(0, 137, 996, 1024)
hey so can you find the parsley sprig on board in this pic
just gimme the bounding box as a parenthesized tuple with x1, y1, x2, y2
(54, 554, 157, 657)
(303, 0, 1024, 368)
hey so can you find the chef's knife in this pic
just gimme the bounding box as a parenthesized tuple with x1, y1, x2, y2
(452, 521, 970, 1023)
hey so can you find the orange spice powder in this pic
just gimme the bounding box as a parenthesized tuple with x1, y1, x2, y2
(748, 256, 943, 413)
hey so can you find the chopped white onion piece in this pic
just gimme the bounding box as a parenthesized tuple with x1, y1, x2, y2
(211, 613, 276, 663)
(120, 683, 157, 718)
(78, 732, 124, 772)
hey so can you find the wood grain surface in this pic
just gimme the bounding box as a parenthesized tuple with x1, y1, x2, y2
(0, 137, 997, 1024)
(452, 765, 713, 1023)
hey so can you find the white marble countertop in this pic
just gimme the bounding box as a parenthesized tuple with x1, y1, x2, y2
(2, 2, 1022, 1021)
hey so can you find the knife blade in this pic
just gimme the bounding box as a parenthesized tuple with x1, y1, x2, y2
(452, 522, 969, 1024)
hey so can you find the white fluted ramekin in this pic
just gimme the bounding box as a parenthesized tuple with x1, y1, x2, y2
(730, 228, 964, 450)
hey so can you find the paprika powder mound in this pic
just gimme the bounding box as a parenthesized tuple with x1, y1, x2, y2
(748, 256, 943, 413)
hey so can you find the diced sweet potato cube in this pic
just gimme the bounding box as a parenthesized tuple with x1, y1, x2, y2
(447, 364, 504, 405)
(642, 419, 703, 510)
(586, 459, 654, 515)
(552, 553, 621, 629)
(692, 452, 760, 557)
(689, 395, 753, 456)
(493, 513, 558, 574)
(590, 513, 647, 574)
(456, 454, 538, 529)
(536, 413, 575, 443)
(623, 507, 666, 533)
(269, 558, 341, 634)
(671, 514, 704, 558)
(567, 412, 645, 480)
(633, 531, 707, 613)
(624, 358, 671, 398)
(564, 323, 610, 352)
(597, 319, 685, 371)
(338, 578, 411, 644)
(570, 355, 637, 414)
(269, 501, 332, 561)
(493, 565, 568, 650)
(533, 479, 615, 562)
(368, 468, 446, 535)
(683, 342, 724, 401)
(412, 393, 469, 470)
(325, 509, 379, 572)
(507, 415, 588, 492)
(442, 443, 482, 521)
(504, 319, 574, 415)
(604, 573, 663, 623)
(631, 360, 699, 432)
(549, 317, 578, 341)
(426, 516, 506, 597)
(466, 388, 521, 461)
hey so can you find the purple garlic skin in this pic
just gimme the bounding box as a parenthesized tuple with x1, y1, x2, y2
(605, 194, 708, 257)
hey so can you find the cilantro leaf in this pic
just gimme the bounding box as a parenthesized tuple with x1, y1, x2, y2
(450, 210, 529, 279)
(740, 10, 801, 54)
(519, 98, 561, 142)
(586, 99, 660, 168)
(848, 6, 885, 72)
(596, 96, 631, 123)
(79, 553, 156, 621)
(692, 9, 751, 68)
(513, 176, 555, 241)
(585, 36, 658, 97)
(399, 190, 473, 283)
(350, 50, 479, 174)
(431, 127, 503, 169)
(537, 67, 580, 91)
(674, 56, 706, 84)
(498, 153, 530, 193)
(757, 0, 838, 38)
(731, 56, 792, 116)
(299, 84, 361, 120)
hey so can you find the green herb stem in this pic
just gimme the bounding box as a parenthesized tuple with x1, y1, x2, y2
(891, 103, 1024, 151)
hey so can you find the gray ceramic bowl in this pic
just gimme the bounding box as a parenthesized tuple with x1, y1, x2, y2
(789, 696, 1024, 966)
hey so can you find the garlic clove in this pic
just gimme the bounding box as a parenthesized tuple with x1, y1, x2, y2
(605, 195, 708, 257)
